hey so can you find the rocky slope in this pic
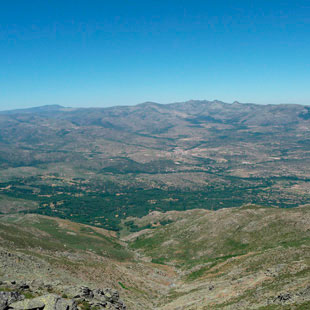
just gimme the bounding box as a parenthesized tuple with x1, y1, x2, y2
(1, 205, 310, 309)
(0, 282, 125, 310)
(125, 205, 310, 309)
(0, 214, 175, 310)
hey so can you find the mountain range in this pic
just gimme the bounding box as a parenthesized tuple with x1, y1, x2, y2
(0, 100, 310, 230)
(1, 100, 310, 309)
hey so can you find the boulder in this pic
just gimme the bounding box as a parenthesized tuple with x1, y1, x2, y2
(93, 289, 105, 300)
(0, 292, 23, 310)
(9, 297, 45, 310)
(55, 297, 77, 310)
(102, 289, 119, 303)
(274, 293, 292, 303)
(1, 283, 126, 310)
(19, 284, 30, 291)
(73, 286, 94, 299)
(10, 294, 77, 310)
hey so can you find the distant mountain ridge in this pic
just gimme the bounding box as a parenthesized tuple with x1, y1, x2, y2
(0, 104, 65, 114)
(1, 99, 307, 113)
(2, 100, 309, 127)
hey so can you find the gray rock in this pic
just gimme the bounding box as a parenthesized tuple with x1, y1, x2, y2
(10, 294, 77, 310)
(55, 297, 77, 310)
(105, 302, 112, 309)
(18, 283, 30, 290)
(73, 286, 94, 299)
(89, 300, 107, 308)
(102, 289, 119, 303)
(7, 282, 127, 310)
(0, 296, 8, 310)
(114, 299, 126, 310)
(274, 293, 291, 303)
(0, 291, 23, 310)
(10, 297, 45, 310)
(93, 288, 105, 300)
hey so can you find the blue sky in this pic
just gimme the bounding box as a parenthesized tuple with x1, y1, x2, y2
(1, 0, 310, 110)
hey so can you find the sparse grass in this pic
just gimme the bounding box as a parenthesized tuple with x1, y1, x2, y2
(78, 300, 91, 310)
(0, 287, 13, 292)
(0, 194, 38, 214)
(23, 292, 36, 299)
(257, 301, 310, 309)
(129, 206, 310, 273)
(0, 215, 132, 261)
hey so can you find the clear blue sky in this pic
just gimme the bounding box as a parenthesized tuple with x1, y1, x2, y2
(1, 0, 310, 110)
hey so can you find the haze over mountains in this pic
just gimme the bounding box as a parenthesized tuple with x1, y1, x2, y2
(1, 100, 310, 230)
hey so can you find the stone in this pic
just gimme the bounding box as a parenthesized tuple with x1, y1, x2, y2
(0, 296, 8, 310)
(19, 283, 30, 290)
(74, 286, 94, 299)
(10, 294, 77, 310)
(274, 293, 291, 303)
(0, 291, 23, 310)
(208, 284, 214, 291)
(114, 299, 126, 310)
(93, 289, 105, 299)
(55, 297, 77, 310)
(10, 297, 45, 310)
(111, 290, 119, 302)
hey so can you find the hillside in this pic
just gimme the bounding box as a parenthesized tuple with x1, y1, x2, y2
(0, 213, 174, 310)
(1, 100, 310, 230)
(1, 205, 310, 309)
(125, 205, 310, 309)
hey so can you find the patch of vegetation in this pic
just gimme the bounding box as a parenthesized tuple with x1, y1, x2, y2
(23, 292, 35, 299)
(151, 257, 166, 265)
(186, 253, 245, 281)
(118, 282, 129, 290)
(1, 169, 308, 232)
(78, 300, 91, 310)
(0, 287, 13, 292)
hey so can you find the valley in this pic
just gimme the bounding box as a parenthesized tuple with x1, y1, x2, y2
(1, 100, 310, 309)
(1, 101, 310, 230)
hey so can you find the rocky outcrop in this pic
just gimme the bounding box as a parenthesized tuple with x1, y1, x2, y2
(9, 294, 77, 310)
(0, 282, 126, 310)
(270, 286, 310, 305)
(72, 286, 126, 310)
(0, 292, 23, 310)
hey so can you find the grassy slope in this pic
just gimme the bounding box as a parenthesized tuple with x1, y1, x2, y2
(0, 194, 38, 214)
(128, 205, 310, 265)
(0, 213, 176, 310)
(0, 214, 130, 261)
(125, 205, 310, 309)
